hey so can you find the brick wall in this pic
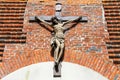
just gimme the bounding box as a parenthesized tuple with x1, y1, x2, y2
(0, 0, 120, 80)
(102, 0, 120, 65)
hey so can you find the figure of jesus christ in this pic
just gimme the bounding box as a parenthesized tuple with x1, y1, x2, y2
(35, 16, 81, 64)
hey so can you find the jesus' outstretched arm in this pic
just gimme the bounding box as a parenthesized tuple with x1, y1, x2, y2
(35, 16, 52, 27)
(62, 16, 82, 31)
(63, 16, 82, 26)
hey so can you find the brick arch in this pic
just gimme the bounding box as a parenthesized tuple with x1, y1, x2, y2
(0, 0, 120, 80)
(64, 50, 119, 80)
(1, 49, 119, 80)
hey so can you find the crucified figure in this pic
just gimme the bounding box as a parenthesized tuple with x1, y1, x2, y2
(35, 16, 81, 64)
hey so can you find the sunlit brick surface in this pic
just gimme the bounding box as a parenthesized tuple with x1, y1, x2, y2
(0, 0, 120, 80)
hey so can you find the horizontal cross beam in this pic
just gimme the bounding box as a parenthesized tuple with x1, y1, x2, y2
(29, 16, 88, 22)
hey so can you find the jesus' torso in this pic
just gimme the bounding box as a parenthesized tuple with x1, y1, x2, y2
(53, 23, 65, 39)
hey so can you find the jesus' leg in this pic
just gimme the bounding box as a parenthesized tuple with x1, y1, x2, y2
(54, 39, 60, 63)
(56, 42, 64, 63)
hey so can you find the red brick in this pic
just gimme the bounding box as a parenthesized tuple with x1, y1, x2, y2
(0, 0, 119, 80)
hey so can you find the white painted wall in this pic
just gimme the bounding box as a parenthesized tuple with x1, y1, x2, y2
(2, 62, 108, 80)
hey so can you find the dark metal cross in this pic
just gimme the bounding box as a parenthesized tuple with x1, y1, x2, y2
(29, 2, 88, 78)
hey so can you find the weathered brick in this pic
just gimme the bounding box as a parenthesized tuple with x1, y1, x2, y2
(0, 0, 119, 80)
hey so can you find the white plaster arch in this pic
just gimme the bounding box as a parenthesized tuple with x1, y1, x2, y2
(2, 62, 108, 80)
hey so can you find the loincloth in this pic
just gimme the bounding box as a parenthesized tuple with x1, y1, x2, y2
(51, 36, 64, 46)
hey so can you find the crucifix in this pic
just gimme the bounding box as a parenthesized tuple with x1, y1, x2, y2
(29, 2, 88, 78)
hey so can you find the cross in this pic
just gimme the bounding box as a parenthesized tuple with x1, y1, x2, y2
(29, 2, 88, 78)
(29, 3, 88, 22)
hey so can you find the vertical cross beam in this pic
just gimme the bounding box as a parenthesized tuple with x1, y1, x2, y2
(53, 62, 62, 77)
(53, 3, 62, 78)
(55, 2, 62, 20)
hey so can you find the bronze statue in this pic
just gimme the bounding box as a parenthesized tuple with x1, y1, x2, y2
(35, 16, 81, 64)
